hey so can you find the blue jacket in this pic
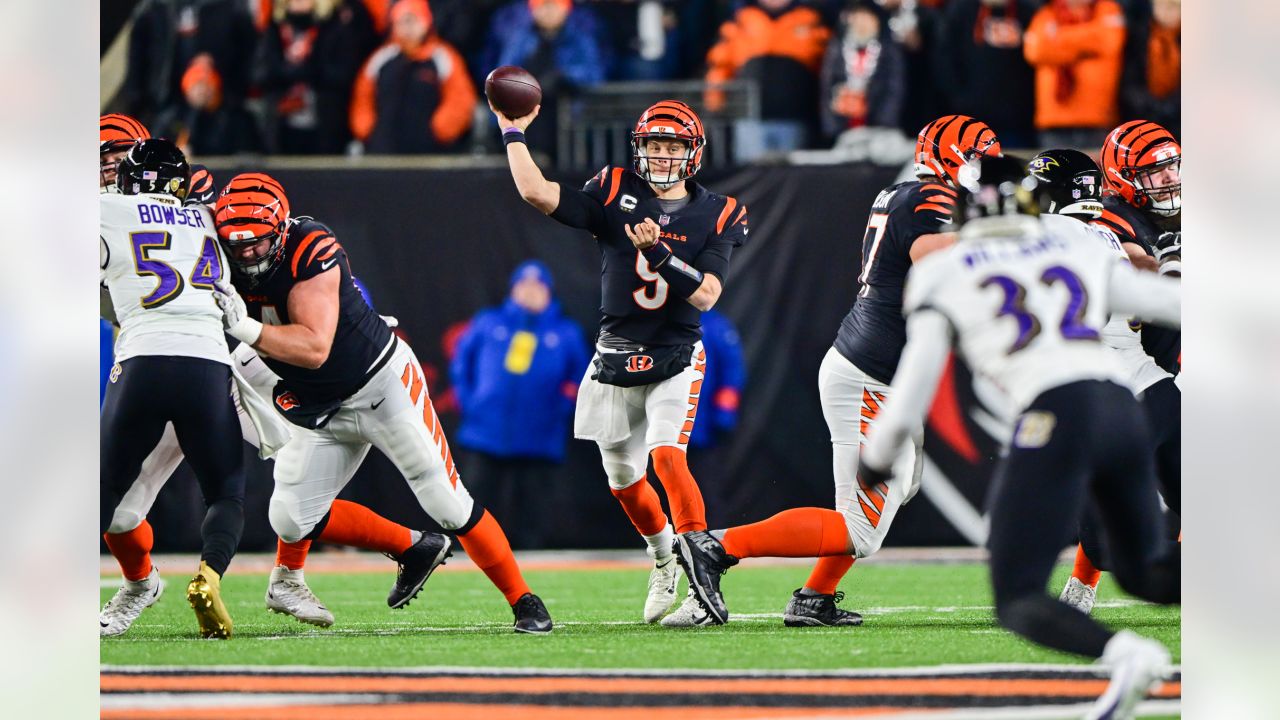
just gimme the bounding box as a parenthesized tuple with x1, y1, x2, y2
(101, 319, 115, 406)
(481, 2, 608, 90)
(451, 297, 590, 461)
(689, 310, 746, 449)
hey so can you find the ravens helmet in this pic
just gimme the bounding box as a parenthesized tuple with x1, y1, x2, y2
(1027, 149, 1104, 219)
(953, 154, 1042, 226)
(115, 139, 190, 198)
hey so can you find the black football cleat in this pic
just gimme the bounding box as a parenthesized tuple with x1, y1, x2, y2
(674, 531, 738, 625)
(387, 532, 453, 609)
(512, 593, 553, 634)
(783, 589, 864, 627)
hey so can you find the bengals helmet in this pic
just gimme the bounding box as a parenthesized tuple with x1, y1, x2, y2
(1100, 120, 1181, 216)
(632, 100, 705, 188)
(1026, 149, 1104, 219)
(100, 113, 151, 191)
(215, 173, 291, 282)
(915, 115, 1002, 188)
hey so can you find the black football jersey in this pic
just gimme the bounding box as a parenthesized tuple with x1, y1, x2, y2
(233, 217, 394, 405)
(550, 167, 748, 346)
(1093, 196, 1181, 374)
(833, 180, 957, 383)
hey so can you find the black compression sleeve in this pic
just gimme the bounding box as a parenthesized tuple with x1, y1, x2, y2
(549, 187, 606, 233)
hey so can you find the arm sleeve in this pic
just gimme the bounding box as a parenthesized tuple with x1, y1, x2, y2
(548, 168, 609, 234)
(861, 309, 953, 471)
(1108, 261, 1181, 328)
(695, 199, 749, 283)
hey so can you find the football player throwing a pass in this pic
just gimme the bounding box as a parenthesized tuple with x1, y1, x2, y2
(495, 99, 748, 625)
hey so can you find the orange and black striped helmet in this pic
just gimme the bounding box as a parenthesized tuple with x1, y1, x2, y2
(914, 115, 1002, 187)
(100, 113, 150, 154)
(1100, 120, 1181, 216)
(214, 172, 291, 281)
(187, 164, 218, 206)
(632, 100, 705, 187)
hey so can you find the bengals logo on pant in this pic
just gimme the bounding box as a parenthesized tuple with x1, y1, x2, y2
(626, 355, 654, 372)
(275, 391, 300, 411)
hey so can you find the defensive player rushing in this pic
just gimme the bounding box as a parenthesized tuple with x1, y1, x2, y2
(495, 99, 748, 625)
(679, 156, 1181, 720)
(783, 115, 1002, 627)
(1061, 120, 1183, 611)
(213, 173, 552, 633)
(100, 139, 245, 639)
(1028, 149, 1182, 616)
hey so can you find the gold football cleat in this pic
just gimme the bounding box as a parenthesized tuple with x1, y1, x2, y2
(186, 561, 233, 639)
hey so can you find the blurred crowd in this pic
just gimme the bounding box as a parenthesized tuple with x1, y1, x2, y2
(111, 0, 1180, 161)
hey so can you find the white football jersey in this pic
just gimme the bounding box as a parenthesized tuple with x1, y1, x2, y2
(100, 192, 230, 365)
(904, 215, 1127, 417)
(1040, 214, 1171, 393)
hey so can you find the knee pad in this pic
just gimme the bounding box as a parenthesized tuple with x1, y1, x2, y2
(600, 448, 643, 491)
(268, 494, 311, 544)
(107, 509, 145, 536)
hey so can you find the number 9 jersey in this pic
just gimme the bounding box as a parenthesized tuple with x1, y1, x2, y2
(550, 166, 748, 346)
(100, 192, 230, 365)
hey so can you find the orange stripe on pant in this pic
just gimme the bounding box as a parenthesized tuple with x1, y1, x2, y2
(402, 361, 459, 488)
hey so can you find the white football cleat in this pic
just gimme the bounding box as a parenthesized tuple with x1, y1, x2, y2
(1060, 576, 1098, 615)
(100, 567, 164, 637)
(1086, 630, 1171, 720)
(644, 556, 680, 623)
(266, 565, 335, 627)
(660, 588, 715, 627)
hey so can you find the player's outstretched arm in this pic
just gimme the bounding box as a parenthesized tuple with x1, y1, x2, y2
(1108, 262, 1181, 329)
(216, 271, 340, 369)
(861, 310, 952, 476)
(493, 103, 561, 214)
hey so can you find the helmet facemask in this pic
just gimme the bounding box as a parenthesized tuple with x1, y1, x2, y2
(223, 226, 286, 283)
(633, 134, 699, 189)
(1129, 157, 1181, 217)
(100, 145, 129, 193)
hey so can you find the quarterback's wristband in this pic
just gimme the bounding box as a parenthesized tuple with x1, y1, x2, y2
(643, 242, 704, 298)
(502, 127, 526, 146)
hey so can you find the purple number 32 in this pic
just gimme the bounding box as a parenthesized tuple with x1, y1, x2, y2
(130, 231, 223, 308)
(982, 265, 1100, 354)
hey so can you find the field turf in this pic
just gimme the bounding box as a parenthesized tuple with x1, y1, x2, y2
(101, 558, 1179, 670)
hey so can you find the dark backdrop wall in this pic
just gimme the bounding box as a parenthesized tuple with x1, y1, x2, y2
(141, 162, 1000, 552)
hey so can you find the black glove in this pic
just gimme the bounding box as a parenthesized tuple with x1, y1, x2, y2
(856, 459, 893, 492)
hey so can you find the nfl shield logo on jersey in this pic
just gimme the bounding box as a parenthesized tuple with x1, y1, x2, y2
(658, 214, 671, 226)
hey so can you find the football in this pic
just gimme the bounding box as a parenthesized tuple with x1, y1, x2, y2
(484, 66, 542, 119)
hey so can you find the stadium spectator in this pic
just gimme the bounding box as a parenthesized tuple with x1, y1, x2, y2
(176, 53, 265, 155)
(934, 0, 1038, 149)
(684, 309, 746, 528)
(350, 0, 479, 154)
(1023, 0, 1127, 149)
(255, 0, 379, 155)
(593, 0, 682, 81)
(481, 0, 607, 159)
(100, 319, 115, 406)
(819, 0, 906, 141)
(450, 261, 590, 549)
(874, 0, 948, 138)
(1120, 0, 1180, 137)
(705, 0, 832, 162)
(123, 0, 259, 146)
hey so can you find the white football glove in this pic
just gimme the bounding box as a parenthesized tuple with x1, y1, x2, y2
(214, 280, 263, 345)
(380, 314, 400, 329)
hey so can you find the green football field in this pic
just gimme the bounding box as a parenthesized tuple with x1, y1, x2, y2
(100, 560, 1180, 668)
(100, 556, 1180, 719)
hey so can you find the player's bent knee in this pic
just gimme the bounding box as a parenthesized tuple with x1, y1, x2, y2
(268, 496, 312, 544)
(601, 457, 643, 491)
(107, 510, 145, 536)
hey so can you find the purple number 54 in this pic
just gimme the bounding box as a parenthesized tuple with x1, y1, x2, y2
(982, 264, 1100, 354)
(130, 231, 222, 308)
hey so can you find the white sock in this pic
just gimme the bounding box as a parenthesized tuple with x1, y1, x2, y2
(644, 524, 675, 562)
(274, 565, 304, 582)
(710, 529, 727, 542)
(410, 530, 423, 545)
